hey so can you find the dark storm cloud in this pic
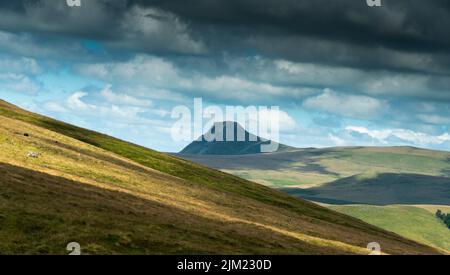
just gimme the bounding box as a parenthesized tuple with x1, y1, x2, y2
(0, 0, 205, 59)
(133, 0, 450, 73)
(0, 1, 449, 66)
(0, 0, 127, 37)
(139, 0, 450, 52)
(0, 0, 449, 99)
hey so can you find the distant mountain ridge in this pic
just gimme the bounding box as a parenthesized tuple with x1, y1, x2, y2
(180, 121, 294, 155)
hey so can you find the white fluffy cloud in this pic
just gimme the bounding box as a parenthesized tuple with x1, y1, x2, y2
(303, 89, 386, 119)
(40, 89, 177, 152)
(346, 126, 450, 146)
(328, 134, 347, 146)
(52, 89, 150, 120)
(0, 56, 41, 75)
(100, 85, 152, 107)
(195, 75, 308, 101)
(0, 55, 42, 94)
(257, 108, 297, 133)
(76, 55, 180, 86)
(67, 91, 91, 111)
(46, 85, 172, 121)
(225, 56, 448, 101)
(76, 55, 312, 103)
(0, 73, 41, 94)
(417, 114, 450, 125)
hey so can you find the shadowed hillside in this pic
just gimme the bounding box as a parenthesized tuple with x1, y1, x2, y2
(282, 173, 450, 205)
(179, 147, 450, 188)
(178, 142, 450, 252)
(0, 99, 441, 255)
(0, 162, 350, 254)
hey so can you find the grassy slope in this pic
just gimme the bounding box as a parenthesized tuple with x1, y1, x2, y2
(330, 205, 450, 252)
(0, 99, 440, 255)
(179, 144, 450, 253)
(414, 205, 450, 214)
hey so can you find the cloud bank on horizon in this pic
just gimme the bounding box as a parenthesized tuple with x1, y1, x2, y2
(0, 0, 450, 152)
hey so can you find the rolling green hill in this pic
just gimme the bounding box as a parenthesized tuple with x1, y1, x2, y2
(0, 99, 441, 255)
(179, 145, 450, 253)
(179, 147, 450, 190)
(329, 205, 450, 252)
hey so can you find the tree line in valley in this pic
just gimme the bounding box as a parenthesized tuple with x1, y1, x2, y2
(435, 210, 450, 229)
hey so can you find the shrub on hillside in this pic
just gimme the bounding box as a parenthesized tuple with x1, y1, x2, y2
(436, 210, 450, 229)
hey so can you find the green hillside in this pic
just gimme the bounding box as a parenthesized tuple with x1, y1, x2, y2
(179, 145, 450, 253)
(179, 147, 450, 190)
(180, 147, 450, 206)
(0, 99, 441, 255)
(329, 205, 450, 252)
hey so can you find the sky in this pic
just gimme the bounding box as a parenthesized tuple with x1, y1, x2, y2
(0, 0, 450, 152)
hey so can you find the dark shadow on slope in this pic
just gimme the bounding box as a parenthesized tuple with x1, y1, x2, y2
(281, 173, 450, 205)
(0, 162, 342, 255)
(442, 158, 450, 177)
(442, 169, 450, 177)
(178, 148, 340, 176)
